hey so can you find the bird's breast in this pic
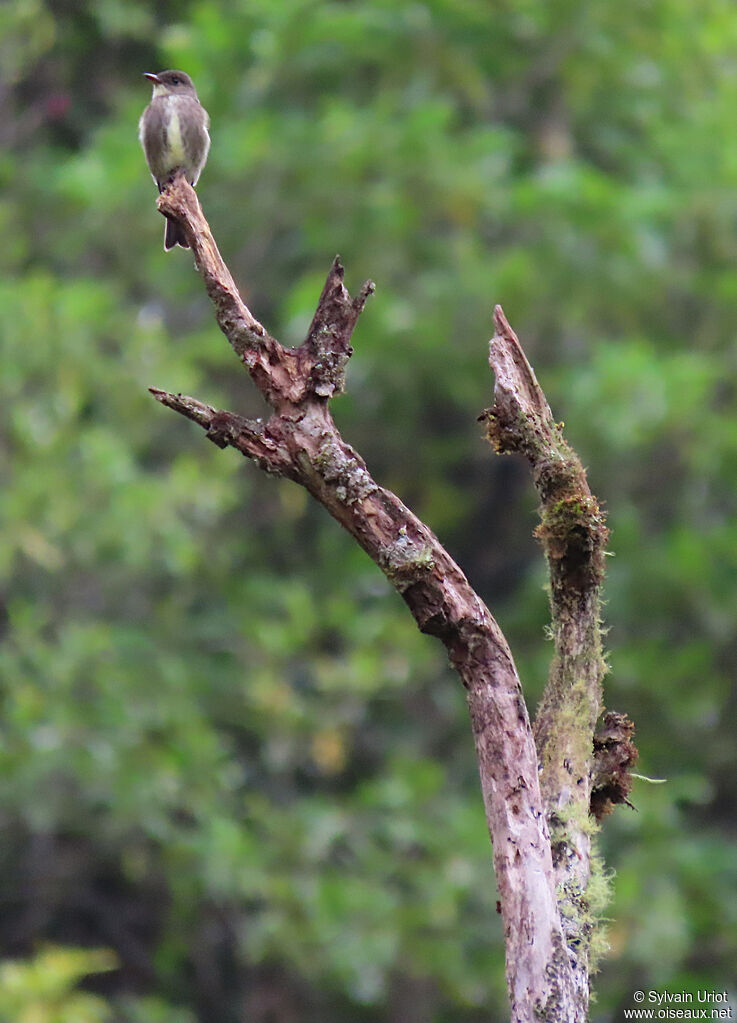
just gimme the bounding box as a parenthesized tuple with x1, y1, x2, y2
(165, 103, 187, 166)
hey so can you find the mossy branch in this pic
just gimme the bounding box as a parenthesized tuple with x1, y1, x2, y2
(481, 305, 616, 1000)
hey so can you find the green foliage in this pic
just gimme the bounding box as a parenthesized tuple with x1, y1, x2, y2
(0, 946, 114, 1023)
(1, 0, 736, 1020)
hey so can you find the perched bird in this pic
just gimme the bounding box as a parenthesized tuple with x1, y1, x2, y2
(138, 70, 210, 250)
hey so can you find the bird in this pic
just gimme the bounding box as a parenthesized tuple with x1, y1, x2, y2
(138, 70, 211, 250)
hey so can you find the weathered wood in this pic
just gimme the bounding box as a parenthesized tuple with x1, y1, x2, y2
(483, 307, 611, 1014)
(151, 176, 607, 1022)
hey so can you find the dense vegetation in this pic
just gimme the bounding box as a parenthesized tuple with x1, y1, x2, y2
(1, 1, 736, 1020)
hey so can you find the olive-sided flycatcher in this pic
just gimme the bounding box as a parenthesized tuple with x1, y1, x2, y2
(139, 70, 211, 250)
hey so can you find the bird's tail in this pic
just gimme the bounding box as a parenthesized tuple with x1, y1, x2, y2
(164, 216, 190, 251)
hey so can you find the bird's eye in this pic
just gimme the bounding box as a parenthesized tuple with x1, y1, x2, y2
(171, 76, 180, 85)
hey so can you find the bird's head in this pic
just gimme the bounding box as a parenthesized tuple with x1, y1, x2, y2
(143, 70, 197, 98)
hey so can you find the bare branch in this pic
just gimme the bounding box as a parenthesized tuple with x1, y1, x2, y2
(305, 256, 375, 397)
(483, 304, 610, 999)
(488, 305, 552, 432)
(157, 177, 301, 408)
(149, 185, 604, 1023)
(149, 388, 291, 471)
(157, 179, 375, 409)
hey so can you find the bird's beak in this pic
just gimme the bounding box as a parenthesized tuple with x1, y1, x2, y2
(143, 72, 160, 84)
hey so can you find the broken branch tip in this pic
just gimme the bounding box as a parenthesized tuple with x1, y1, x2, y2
(493, 304, 509, 333)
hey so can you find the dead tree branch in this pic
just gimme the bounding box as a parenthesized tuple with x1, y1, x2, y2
(482, 310, 610, 996)
(150, 176, 612, 1022)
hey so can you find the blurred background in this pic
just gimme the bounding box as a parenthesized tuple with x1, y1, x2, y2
(1, 0, 736, 1020)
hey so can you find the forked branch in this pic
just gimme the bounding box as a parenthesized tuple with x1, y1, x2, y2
(150, 176, 613, 1023)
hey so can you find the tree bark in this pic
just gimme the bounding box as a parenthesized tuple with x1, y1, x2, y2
(483, 310, 610, 1011)
(149, 175, 609, 1022)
